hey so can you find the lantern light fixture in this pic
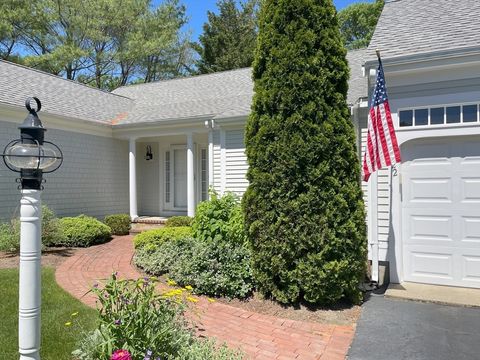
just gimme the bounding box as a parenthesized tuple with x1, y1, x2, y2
(1, 97, 63, 189)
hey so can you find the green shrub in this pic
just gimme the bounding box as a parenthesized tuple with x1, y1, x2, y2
(41, 206, 62, 247)
(104, 214, 131, 235)
(135, 193, 254, 298)
(133, 226, 192, 251)
(165, 216, 193, 227)
(0, 205, 62, 252)
(134, 236, 192, 276)
(135, 237, 254, 299)
(193, 191, 246, 244)
(243, 0, 367, 305)
(0, 223, 19, 253)
(58, 215, 111, 247)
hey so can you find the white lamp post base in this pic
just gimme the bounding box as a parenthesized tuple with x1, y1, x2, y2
(18, 189, 42, 360)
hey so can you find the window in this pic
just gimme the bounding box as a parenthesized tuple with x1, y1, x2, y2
(430, 107, 444, 125)
(165, 151, 170, 203)
(415, 109, 428, 126)
(399, 110, 413, 127)
(446, 106, 460, 124)
(463, 105, 478, 123)
(201, 148, 208, 201)
(398, 103, 480, 128)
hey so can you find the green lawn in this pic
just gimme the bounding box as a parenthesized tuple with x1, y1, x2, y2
(0, 267, 98, 360)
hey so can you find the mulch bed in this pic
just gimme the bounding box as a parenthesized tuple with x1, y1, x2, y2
(217, 294, 361, 326)
(0, 248, 78, 269)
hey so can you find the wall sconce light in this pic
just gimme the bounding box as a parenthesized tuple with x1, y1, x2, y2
(145, 145, 153, 161)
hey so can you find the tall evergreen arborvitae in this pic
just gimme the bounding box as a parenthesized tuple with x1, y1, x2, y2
(243, 0, 367, 305)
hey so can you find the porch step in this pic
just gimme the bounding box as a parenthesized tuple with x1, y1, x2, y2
(130, 222, 165, 235)
(133, 216, 169, 225)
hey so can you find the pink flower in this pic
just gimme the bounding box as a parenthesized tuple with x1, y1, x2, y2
(111, 349, 132, 360)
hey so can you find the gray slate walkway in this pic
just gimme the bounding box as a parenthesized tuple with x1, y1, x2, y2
(348, 295, 480, 360)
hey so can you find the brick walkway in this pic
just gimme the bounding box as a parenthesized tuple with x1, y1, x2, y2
(56, 236, 354, 360)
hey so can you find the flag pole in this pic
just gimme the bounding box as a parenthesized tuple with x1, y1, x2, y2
(369, 49, 381, 285)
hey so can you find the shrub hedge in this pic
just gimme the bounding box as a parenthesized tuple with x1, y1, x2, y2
(58, 215, 111, 247)
(165, 216, 193, 227)
(104, 214, 131, 235)
(243, 0, 367, 305)
(133, 226, 192, 251)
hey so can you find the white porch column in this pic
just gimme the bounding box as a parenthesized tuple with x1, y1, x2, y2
(187, 133, 195, 217)
(129, 138, 138, 220)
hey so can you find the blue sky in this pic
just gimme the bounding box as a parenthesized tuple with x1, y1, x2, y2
(169, 0, 373, 40)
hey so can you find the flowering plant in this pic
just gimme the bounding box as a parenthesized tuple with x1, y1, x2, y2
(111, 349, 132, 360)
(86, 273, 194, 359)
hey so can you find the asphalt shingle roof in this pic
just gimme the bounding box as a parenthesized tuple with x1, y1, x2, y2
(0, 60, 132, 124)
(368, 0, 480, 60)
(112, 49, 368, 125)
(0, 50, 367, 127)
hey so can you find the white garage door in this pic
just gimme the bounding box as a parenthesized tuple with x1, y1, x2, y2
(402, 136, 480, 288)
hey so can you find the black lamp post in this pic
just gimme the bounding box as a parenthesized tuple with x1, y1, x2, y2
(1, 97, 63, 360)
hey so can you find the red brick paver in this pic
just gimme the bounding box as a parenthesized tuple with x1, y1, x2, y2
(55, 236, 354, 359)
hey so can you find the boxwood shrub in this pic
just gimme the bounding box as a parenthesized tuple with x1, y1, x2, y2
(133, 226, 192, 251)
(104, 214, 131, 235)
(165, 216, 192, 228)
(58, 215, 111, 247)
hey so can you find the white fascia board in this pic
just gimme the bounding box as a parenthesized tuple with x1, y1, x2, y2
(364, 46, 480, 74)
(0, 102, 113, 137)
(112, 116, 213, 139)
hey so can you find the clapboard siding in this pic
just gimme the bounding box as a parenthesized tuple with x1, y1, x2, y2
(212, 130, 222, 193)
(225, 129, 249, 195)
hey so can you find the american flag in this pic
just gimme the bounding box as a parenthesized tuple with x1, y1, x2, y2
(362, 58, 401, 182)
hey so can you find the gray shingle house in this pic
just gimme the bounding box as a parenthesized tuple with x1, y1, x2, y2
(1, 0, 479, 291)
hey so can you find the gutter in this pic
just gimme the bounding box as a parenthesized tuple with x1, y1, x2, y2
(364, 45, 480, 70)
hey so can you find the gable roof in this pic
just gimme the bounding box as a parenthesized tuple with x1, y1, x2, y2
(112, 49, 368, 125)
(0, 50, 367, 128)
(0, 60, 132, 124)
(368, 0, 480, 60)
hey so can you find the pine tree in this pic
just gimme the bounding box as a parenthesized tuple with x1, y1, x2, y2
(243, 0, 367, 305)
(196, 0, 257, 74)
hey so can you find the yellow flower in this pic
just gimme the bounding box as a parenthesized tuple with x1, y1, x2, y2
(184, 285, 193, 291)
(187, 296, 199, 303)
(64, 322, 72, 326)
(167, 279, 177, 286)
(71, 312, 79, 317)
(207, 298, 215, 303)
